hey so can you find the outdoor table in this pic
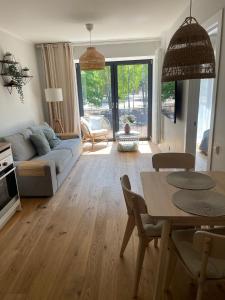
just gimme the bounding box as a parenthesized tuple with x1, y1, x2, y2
(115, 130, 140, 152)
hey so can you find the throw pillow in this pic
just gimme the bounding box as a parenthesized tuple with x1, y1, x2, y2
(42, 127, 61, 148)
(30, 132, 51, 156)
(30, 122, 61, 149)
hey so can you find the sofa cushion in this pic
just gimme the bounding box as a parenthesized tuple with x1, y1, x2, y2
(34, 149, 72, 174)
(53, 138, 81, 156)
(91, 129, 108, 137)
(42, 126, 61, 148)
(30, 132, 51, 156)
(29, 122, 50, 133)
(3, 131, 36, 161)
(30, 122, 61, 148)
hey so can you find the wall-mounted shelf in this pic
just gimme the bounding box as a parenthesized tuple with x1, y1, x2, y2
(0, 52, 33, 102)
(0, 60, 19, 65)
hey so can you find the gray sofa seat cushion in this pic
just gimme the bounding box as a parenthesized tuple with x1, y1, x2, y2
(2, 129, 36, 161)
(33, 149, 72, 174)
(53, 138, 81, 157)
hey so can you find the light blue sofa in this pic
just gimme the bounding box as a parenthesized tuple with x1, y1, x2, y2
(1, 126, 82, 197)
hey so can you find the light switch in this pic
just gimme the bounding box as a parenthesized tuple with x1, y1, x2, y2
(215, 146, 220, 155)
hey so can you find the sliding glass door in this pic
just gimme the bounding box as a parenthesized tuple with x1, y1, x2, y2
(77, 65, 114, 139)
(76, 60, 152, 140)
(116, 62, 150, 138)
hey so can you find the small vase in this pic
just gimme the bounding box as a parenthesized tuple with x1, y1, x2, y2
(22, 68, 30, 76)
(4, 53, 13, 62)
(124, 123, 130, 134)
(3, 75, 12, 83)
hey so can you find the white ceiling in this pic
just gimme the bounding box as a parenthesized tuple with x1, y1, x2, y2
(0, 0, 188, 43)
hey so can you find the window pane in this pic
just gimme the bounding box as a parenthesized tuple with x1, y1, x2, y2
(117, 64, 149, 138)
(81, 66, 113, 139)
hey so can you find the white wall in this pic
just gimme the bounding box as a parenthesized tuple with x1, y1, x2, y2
(160, 0, 225, 170)
(0, 30, 44, 136)
(73, 39, 161, 59)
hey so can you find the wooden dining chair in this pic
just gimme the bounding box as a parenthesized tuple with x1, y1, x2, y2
(165, 228, 225, 300)
(120, 175, 164, 298)
(152, 152, 195, 171)
(152, 152, 195, 247)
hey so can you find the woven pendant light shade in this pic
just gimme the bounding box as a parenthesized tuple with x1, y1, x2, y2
(162, 17, 215, 82)
(79, 47, 105, 70)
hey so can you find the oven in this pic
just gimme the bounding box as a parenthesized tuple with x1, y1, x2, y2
(0, 147, 19, 218)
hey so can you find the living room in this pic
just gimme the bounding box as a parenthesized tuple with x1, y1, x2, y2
(1, 0, 225, 299)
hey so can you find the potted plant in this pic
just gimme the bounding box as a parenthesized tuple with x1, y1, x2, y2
(120, 114, 136, 134)
(7, 64, 24, 102)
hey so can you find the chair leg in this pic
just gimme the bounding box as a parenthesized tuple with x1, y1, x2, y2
(196, 282, 204, 300)
(154, 238, 158, 248)
(120, 215, 135, 257)
(133, 238, 147, 298)
(91, 138, 94, 150)
(164, 248, 177, 297)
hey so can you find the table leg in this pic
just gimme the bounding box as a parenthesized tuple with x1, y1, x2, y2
(153, 220, 172, 300)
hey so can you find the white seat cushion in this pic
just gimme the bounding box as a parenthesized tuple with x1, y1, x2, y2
(141, 214, 164, 237)
(90, 129, 108, 137)
(172, 228, 225, 279)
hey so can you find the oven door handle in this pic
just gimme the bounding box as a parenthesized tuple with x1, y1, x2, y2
(0, 167, 16, 181)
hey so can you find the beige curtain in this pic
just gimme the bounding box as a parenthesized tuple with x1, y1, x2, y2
(40, 43, 81, 135)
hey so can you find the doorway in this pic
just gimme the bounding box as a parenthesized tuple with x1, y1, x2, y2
(195, 19, 220, 171)
(76, 59, 153, 140)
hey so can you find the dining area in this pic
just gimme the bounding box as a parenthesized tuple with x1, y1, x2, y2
(120, 152, 225, 300)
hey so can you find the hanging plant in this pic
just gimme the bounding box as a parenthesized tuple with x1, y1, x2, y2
(7, 64, 24, 102)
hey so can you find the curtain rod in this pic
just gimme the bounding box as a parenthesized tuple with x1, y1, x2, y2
(35, 42, 72, 48)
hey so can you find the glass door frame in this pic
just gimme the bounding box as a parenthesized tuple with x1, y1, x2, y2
(76, 59, 153, 140)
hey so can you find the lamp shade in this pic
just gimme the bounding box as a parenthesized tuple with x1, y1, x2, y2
(79, 47, 105, 71)
(45, 88, 63, 102)
(162, 17, 216, 82)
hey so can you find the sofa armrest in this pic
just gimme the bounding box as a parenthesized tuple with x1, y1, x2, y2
(16, 160, 52, 176)
(15, 160, 57, 197)
(57, 132, 79, 140)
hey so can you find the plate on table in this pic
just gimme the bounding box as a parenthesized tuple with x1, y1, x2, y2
(167, 171, 216, 190)
(172, 189, 225, 217)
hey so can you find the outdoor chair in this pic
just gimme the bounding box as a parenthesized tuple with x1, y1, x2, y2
(80, 116, 110, 149)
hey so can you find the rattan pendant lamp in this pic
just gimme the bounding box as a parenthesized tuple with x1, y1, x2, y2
(79, 24, 105, 70)
(162, 0, 215, 82)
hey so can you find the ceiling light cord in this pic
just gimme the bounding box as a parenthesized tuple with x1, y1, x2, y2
(190, 0, 192, 18)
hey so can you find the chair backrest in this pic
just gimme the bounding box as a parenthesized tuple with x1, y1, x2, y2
(193, 231, 225, 260)
(120, 175, 147, 236)
(80, 117, 91, 138)
(152, 152, 195, 171)
(88, 115, 110, 130)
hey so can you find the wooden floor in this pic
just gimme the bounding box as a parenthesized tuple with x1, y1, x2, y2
(0, 141, 225, 300)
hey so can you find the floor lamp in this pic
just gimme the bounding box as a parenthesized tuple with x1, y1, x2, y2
(45, 88, 64, 133)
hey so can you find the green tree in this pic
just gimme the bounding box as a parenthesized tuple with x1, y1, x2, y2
(161, 82, 175, 102)
(81, 64, 149, 109)
(81, 68, 111, 107)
